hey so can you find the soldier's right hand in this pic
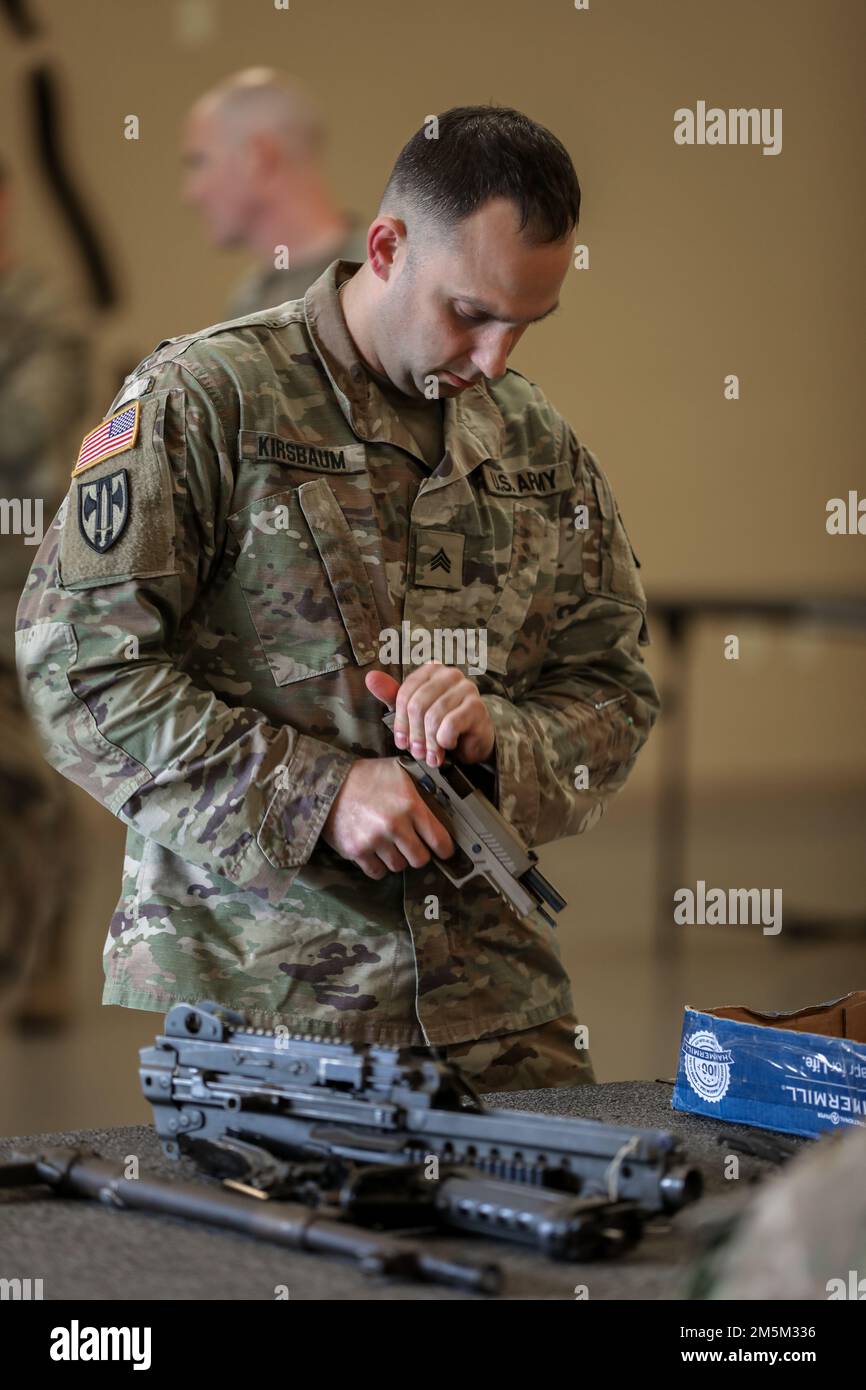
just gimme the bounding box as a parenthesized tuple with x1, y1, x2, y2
(320, 758, 455, 879)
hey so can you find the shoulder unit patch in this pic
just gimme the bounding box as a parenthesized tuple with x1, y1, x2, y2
(77, 468, 130, 553)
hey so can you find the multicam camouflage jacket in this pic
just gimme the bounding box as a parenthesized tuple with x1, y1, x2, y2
(15, 258, 660, 1045)
(0, 265, 90, 662)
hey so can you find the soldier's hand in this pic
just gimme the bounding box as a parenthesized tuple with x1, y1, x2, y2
(366, 665, 495, 768)
(320, 757, 455, 880)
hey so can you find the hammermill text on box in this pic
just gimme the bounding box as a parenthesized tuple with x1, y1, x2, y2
(672, 993, 866, 1140)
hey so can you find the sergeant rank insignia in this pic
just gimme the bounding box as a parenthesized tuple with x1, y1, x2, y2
(77, 468, 130, 553)
(72, 401, 140, 477)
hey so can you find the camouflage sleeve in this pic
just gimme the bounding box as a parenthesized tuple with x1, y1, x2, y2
(482, 419, 661, 847)
(14, 359, 355, 890)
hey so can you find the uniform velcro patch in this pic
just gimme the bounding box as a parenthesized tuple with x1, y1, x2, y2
(482, 461, 572, 497)
(238, 429, 367, 473)
(72, 402, 141, 477)
(77, 468, 130, 553)
(414, 530, 465, 590)
(59, 391, 178, 588)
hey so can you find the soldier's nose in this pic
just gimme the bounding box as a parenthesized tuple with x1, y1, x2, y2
(473, 329, 515, 380)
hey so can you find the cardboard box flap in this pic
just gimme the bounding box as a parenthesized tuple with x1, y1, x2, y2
(706, 990, 866, 1042)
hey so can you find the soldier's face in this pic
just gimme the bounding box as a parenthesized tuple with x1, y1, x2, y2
(380, 198, 575, 400)
(182, 107, 254, 248)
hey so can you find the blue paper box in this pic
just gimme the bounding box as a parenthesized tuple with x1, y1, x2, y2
(672, 992, 866, 1139)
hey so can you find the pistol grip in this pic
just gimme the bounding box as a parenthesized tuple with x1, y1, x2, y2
(394, 754, 477, 887)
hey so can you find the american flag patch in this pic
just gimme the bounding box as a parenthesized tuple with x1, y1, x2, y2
(72, 401, 141, 476)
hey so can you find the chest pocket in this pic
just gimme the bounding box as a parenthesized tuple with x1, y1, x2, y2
(227, 477, 380, 685)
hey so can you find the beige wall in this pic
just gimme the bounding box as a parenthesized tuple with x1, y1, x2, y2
(3, 0, 864, 793)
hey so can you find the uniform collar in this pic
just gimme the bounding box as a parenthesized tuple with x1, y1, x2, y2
(304, 258, 504, 485)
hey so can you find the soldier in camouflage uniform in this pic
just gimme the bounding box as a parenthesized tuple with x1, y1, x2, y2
(16, 106, 659, 1090)
(181, 68, 369, 318)
(685, 1125, 866, 1301)
(0, 161, 89, 1026)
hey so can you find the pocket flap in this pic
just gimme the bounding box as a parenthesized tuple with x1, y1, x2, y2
(297, 478, 380, 665)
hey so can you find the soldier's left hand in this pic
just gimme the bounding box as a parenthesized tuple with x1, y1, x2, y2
(366, 664, 495, 768)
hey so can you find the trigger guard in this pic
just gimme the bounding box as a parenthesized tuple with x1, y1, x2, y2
(431, 855, 477, 889)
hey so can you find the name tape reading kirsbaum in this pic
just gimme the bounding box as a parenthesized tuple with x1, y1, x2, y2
(238, 431, 367, 473)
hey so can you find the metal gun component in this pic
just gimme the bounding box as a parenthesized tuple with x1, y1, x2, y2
(331, 1160, 643, 1259)
(433, 1175, 643, 1259)
(141, 1002, 703, 1225)
(381, 709, 565, 927)
(0, 1146, 501, 1294)
(188, 1146, 644, 1261)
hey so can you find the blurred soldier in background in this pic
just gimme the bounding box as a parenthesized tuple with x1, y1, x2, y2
(182, 68, 368, 316)
(685, 1124, 866, 1300)
(0, 159, 89, 1029)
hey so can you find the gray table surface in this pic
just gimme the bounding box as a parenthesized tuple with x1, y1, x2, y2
(0, 1081, 805, 1301)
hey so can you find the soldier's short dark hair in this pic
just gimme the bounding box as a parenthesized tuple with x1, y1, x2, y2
(380, 105, 580, 246)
